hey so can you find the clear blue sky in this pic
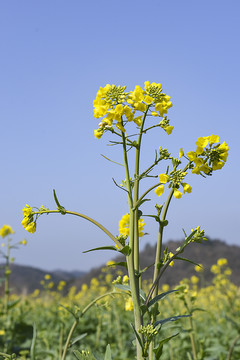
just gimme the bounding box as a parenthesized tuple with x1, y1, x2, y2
(0, 0, 239, 271)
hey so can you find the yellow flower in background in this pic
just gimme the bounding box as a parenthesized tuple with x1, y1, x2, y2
(123, 275, 129, 284)
(195, 264, 204, 272)
(0, 330, 5, 336)
(119, 213, 145, 237)
(0, 225, 14, 238)
(217, 258, 228, 267)
(169, 252, 174, 267)
(119, 213, 130, 236)
(162, 284, 170, 292)
(191, 275, 199, 284)
(125, 297, 133, 311)
(44, 274, 51, 280)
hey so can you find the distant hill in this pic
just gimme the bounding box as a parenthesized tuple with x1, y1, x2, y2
(0, 265, 86, 295)
(0, 238, 239, 295)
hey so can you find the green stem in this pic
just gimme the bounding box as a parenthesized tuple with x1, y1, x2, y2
(133, 107, 149, 278)
(61, 318, 79, 360)
(227, 334, 240, 360)
(121, 130, 144, 360)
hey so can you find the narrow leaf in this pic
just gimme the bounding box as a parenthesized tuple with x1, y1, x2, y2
(83, 246, 117, 253)
(174, 256, 200, 267)
(108, 261, 127, 269)
(114, 284, 131, 292)
(148, 290, 178, 309)
(155, 314, 191, 326)
(154, 333, 179, 359)
(101, 154, 124, 166)
(130, 323, 144, 350)
(71, 333, 87, 345)
(104, 344, 112, 360)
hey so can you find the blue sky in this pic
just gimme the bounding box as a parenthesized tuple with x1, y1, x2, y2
(0, 0, 239, 271)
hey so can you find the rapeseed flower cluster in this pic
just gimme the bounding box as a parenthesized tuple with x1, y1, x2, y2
(154, 172, 192, 199)
(93, 82, 173, 138)
(119, 213, 145, 237)
(21, 205, 36, 233)
(0, 225, 14, 238)
(187, 135, 229, 175)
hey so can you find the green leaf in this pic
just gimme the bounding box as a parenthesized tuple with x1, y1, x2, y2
(130, 323, 144, 351)
(104, 345, 112, 360)
(174, 256, 200, 267)
(30, 323, 37, 360)
(155, 314, 191, 326)
(83, 246, 117, 253)
(108, 261, 127, 269)
(147, 290, 178, 309)
(71, 333, 88, 345)
(153, 333, 179, 359)
(119, 245, 131, 256)
(114, 284, 131, 292)
(72, 350, 82, 360)
(7, 298, 21, 310)
(101, 154, 124, 166)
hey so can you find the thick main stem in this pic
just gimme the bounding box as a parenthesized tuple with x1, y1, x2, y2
(121, 130, 144, 360)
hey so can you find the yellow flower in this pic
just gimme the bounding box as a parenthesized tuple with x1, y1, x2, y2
(106, 260, 115, 266)
(94, 129, 103, 139)
(182, 183, 192, 194)
(119, 213, 130, 236)
(173, 189, 182, 199)
(122, 275, 129, 284)
(22, 205, 33, 217)
(44, 274, 51, 280)
(169, 252, 174, 267)
(144, 95, 154, 105)
(125, 297, 133, 311)
(217, 258, 228, 267)
(159, 174, 169, 183)
(191, 275, 199, 284)
(162, 284, 170, 292)
(20, 239, 27, 245)
(179, 148, 184, 158)
(211, 264, 220, 274)
(0, 225, 14, 238)
(119, 213, 145, 237)
(194, 264, 204, 272)
(25, 222, 36, 234)
(133, 115, 142, 127)
(154, 185, 165, 197)
(0, 330, 5, 336)
(165, 126, 174, 135)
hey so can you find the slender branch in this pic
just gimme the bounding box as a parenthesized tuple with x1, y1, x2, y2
(33, 210, 123, 250)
